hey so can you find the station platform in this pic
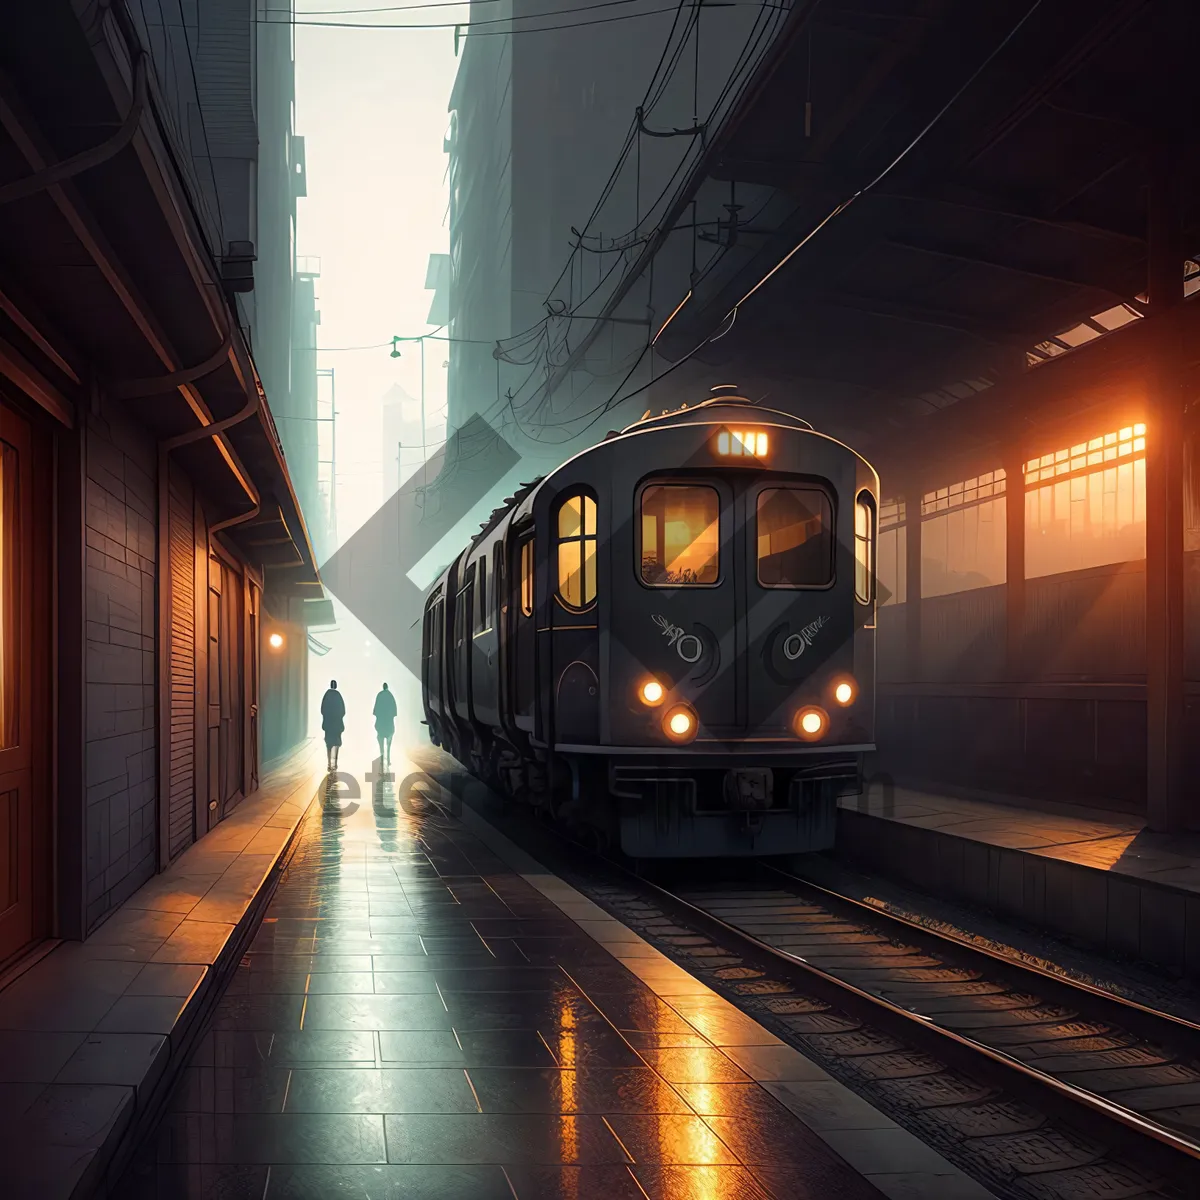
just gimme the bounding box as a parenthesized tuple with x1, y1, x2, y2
(83, 737, 991, 1200)
(0, 740, 328, 1200)
(837, 783, 1200, 978)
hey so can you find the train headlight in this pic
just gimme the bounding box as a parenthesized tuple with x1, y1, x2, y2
(794, 706, 828, 741)
(833, 680, 855, 706)
(639, 679, 665, 707)
(663, 704, 698, 743)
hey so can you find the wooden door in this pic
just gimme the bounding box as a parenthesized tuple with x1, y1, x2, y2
(0, 404, 50, 966)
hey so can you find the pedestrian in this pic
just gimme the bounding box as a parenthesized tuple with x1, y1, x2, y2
(320, 679, 345, 772)
(373, 681, 397, 765)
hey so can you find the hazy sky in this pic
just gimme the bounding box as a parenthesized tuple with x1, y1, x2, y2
(294, 2, 469, 725)
(295, 2, 469, 551)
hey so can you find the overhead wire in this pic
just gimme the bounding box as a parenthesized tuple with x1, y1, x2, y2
(517, 0, 791, 421)
(259, 3, 750, 34)
(563, 0, 1048, 432)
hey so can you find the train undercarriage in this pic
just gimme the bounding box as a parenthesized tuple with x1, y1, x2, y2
(432, 721, 858, 857)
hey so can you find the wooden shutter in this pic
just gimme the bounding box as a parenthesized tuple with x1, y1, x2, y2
(167, 469, 196, 859)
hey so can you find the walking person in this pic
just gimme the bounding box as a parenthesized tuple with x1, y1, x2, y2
(321, 679, 345, 772)
(373, 681, 397, 766)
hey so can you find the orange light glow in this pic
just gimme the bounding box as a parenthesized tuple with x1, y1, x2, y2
(268, 633, 284, 650)
(834, 681, 855, 705)
(715, 428, 768, 458)
(794, 706, 827, 740)
(640, 679, 665, 706)
(663, 704, 698, 742)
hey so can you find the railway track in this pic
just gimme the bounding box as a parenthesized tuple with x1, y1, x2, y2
(414, 759, 1200, 1197)
(679, 866, 1200, 1135)
(601, 864, 1200, 1200)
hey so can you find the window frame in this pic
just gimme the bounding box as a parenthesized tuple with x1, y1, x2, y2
(854, 490, 876, 605)
(554, 491, 598, 612)
(473, 555, 488, 635)
(754, 484, 836, 591)
(492, 542, 505, 628)
(519, 537, 534, 617)
(636, 478, 723, 590)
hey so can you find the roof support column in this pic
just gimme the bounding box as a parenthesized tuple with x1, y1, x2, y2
(1005, 450, 1026, 680)
(1144, 134, 1186, 831)
(904, 483, 922, 680)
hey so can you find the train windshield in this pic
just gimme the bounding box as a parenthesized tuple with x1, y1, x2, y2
(641, 484, 720, 585)
(757, 487, 833, 587)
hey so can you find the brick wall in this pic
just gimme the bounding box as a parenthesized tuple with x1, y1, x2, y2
(83, 406, 158, 932)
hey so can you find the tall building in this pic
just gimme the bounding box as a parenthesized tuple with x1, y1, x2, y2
(444, 1, 779, 471)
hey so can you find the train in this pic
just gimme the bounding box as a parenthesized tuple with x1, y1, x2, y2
(420, 387, 879, 857)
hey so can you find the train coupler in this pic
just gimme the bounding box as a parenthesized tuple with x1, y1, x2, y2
(723, 767, 774, 811)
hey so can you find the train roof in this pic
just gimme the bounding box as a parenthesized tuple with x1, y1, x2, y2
(618, 395, 815, 435)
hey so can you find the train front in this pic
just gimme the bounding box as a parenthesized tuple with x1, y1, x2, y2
(601, 398, 878, 857)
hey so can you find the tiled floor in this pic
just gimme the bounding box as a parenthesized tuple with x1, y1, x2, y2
(116, 743, 897, 1200)
(0, 742, 324, 1200)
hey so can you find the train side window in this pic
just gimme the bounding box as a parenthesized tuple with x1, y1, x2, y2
(640, 484, 719, 586)
(474, 558, 487, 633)
(493, 543, 505, 626)
(756, 488, 833, 588)
(520, 539, 534, 617)
(556, 493, 596, 609)
(855, 491, 875, 604)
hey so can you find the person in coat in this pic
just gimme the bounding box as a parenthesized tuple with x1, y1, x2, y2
(373, 682, 398, 766)
(320, 680, 345, 771)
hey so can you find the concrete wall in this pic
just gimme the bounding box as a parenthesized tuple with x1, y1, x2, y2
(82, 404, 159, 932)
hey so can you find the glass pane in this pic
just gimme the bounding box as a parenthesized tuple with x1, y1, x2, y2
(558, 496, 581, 538)
(640, 485, 720, 585)
(855, 497, 873, 603)
(0, 442, 15, 749)
(521, 541, 533, 616)
(558, 540, 582, 607)
(582, 496, 596, 536)
(583, 539, 596, 605)
(756, 488, 833, 587)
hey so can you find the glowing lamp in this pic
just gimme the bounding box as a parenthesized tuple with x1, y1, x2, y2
(715, 428, 768, 458)
(663, 704, 698, 743)
(268, 633, 284, 650)
(834, 681, 855, 705)
(639, 679, 665, 706)
(794, 706, 828, 741)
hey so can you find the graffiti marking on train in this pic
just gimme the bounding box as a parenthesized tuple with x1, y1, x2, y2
(652, 614, 703, 663)
(783, 615, 830, 661)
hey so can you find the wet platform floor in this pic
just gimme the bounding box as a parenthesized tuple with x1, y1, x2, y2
(118, 748, 886, 1199)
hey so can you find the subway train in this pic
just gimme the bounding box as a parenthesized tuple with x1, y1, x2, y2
(420, 387, 879, 857)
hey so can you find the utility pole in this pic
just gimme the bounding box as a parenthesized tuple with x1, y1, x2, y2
(420, 336, 428, 495)
(315, 367, 337, 559)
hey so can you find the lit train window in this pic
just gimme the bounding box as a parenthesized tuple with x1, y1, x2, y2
(641, 484, 720, 586)
(855, 492, 876, 604)
(520, 540, 534, 617)
(556, 494, 596, 609)
(756, 488, 833, 588)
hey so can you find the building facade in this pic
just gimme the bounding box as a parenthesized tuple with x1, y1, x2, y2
(0, 1, 322, 964)
(443, 0, 782, 471)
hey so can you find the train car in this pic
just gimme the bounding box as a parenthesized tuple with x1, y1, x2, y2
(421, 387, 879, 857)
